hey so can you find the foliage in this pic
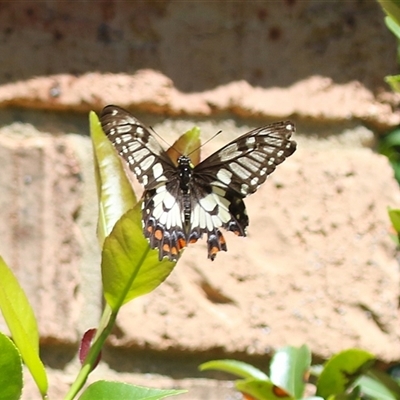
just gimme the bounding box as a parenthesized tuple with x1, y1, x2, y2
(377, 0, 400, 91)
(200, 346, 400, 400)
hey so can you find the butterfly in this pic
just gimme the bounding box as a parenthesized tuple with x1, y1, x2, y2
(100, 105, 296, 261)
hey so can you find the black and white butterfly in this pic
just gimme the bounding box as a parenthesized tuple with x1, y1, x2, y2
(100, 105, 296, 262)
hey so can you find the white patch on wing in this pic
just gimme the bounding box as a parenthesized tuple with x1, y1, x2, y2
(199, 207, 207, 229)
(191, 205, 200, 228)
(140, 155, 155, 171)
(239, 157, 261, 172)
(159, 210, 167, 225)
(118, 132, 134, 142)
(152, 163, 164, 179)
(246, 137, 256, 145)
(192, 188, 231, 231)
(250, 177, 259, 186)
(218, 143, 242, 162)
(127, 141, 141, 151)
(241, 183, 249, 195)
(152, 186, 167, 219)
(230, 162, 251, 179)
(133, 147, 149, 162)
(149, 186, 183, 229)
(199, 195, 217, 212)
(147, 136, 164, 153)
(216, 168, 232, 185)
(135, 126, 144, 136)
(206, 212, 213, 231)
(116, 126, 132, 134)
(162, 190, 176, 209)
(285, 123, 294, 131)
(212, 214, 221, 226)
(250, 151, 267, 163)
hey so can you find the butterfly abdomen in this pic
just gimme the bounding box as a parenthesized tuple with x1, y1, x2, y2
(178, 155, 193, 227)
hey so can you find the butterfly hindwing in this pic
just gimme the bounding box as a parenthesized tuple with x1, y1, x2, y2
(100, 105, 296, 262)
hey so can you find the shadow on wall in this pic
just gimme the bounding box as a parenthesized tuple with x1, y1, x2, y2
(0, 1, 395, 92)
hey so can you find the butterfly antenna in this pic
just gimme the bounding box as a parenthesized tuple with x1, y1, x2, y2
(187, 130, 222, 157)
(150, 126, 173, 149)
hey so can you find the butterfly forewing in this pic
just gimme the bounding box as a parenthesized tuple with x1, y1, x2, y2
(100, 106, 176, 189)
(194, 121, 296, 197)
(100, 105, 296, 262)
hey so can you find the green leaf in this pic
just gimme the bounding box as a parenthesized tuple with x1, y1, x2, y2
(316, 349, 375, 398)
(102, 204, 176, 310)
(235, 378, 295, 400)
(78, 381, 186, 400)
(385, 15, 400, 40)
(355, 369, 400, 400)
(90, 111, 137, 245)
(385, 75, 400, 93)
(199, 359, 269, 380)
(378, 0, 400, 28)
(167, 126, 201, 166)
(0, 332, 23, 400)
(326, 385, 361, 399)
(388, 208, 400, 244)
(269, 345, 311, 399)
(0, 256, 48, 396)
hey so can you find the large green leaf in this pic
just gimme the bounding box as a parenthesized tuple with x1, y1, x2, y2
(90, 111, 137, 245)
(316, 349, 375, 398)
(199, 359, 269, 380)
(102, 203, 176, 310)
(0, 256, 48, 395)
(78, 381, 186, 400)
(269, 345, 311, 399)
(0, 332, 23, 400)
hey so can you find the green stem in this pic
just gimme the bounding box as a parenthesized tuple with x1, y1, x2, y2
(63, 308, 118, 400)
(63, 246, 148, 400)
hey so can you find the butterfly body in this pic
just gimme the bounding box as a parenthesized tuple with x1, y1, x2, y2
(100, 105, 296, 261)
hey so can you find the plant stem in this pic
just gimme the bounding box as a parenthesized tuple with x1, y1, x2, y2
(63, 308, 118, 400)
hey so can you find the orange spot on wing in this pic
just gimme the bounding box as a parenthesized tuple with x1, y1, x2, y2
(155, 229, 163, 241)
(178, 238, 187, 249)
(219, 234, 226, 245)
(163, 244, 170, 253)
(147, 225, 153, 234)
(171, 246, 178, 255)
(189, 238, 198, 244)
(210, 246, 219, 257)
